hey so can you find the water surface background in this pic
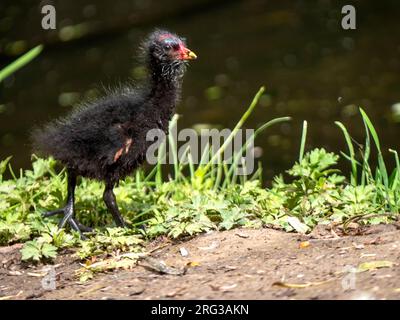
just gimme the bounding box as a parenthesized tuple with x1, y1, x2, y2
(1, 0, 400, 181)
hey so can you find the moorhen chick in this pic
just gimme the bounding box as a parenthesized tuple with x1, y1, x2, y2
(32, 29, 197, 235)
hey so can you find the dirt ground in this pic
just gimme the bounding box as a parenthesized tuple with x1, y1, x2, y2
(1, 224, 400, 300)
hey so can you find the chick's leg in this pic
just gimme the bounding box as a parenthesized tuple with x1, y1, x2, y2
(103, 182, 127, 227)
(43, 169, 92, 237)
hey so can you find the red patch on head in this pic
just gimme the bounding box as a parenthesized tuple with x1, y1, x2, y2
(158, 33, 175, 41)
(178, 43, 186, 51)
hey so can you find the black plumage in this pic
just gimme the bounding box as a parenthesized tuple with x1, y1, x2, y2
(32, 30, 197, 235)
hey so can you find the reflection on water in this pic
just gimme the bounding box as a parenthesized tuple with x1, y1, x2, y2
(1, 0, 400, 180)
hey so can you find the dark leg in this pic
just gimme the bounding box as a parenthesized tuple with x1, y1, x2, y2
(58, 170, 77, 228)
(75, 220, 93, 232)
(103, 182, 126, 227)
(43, 208, 63, 217)
(42, 169, 92, 237)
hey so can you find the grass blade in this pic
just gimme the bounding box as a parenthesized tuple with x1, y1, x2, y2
(0, 45, 43, 82)
(359, 108, 388, 186)
(168, 114, 180, 181)
(389, 149, 400, 191)
(335, 121, 357, 185)
(360, 108, 391, 211)
(299, 120, 308, 162)
(228, 116, 291, 179)
(196, 86, 265, 177)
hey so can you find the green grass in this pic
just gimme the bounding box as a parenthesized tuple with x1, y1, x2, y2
(1, 47, 399, 279)
(1, 103, 399, 265)
(336, 108, 400, 214)
(0, 88, 293, 261)
(0, 45, 43, 83)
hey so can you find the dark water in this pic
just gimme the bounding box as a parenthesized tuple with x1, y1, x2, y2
(1, 0, 400, 180)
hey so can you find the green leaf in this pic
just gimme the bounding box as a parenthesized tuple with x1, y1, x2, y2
(287, 216, 309, 234)
(357, 260, 393, 272)
(21, 241, 42, 261)
(0, 156, 12, 182)
(41, 243, 58, 259)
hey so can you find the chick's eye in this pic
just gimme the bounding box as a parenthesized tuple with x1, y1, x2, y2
(163, 44, 171, 50)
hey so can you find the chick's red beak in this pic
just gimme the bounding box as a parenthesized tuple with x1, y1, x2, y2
(180, 47, 197, 60)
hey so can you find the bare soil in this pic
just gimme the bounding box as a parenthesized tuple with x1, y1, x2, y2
(1, 224, 400, 300)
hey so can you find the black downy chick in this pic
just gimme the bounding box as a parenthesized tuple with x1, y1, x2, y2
(32, 30, 197, 235)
